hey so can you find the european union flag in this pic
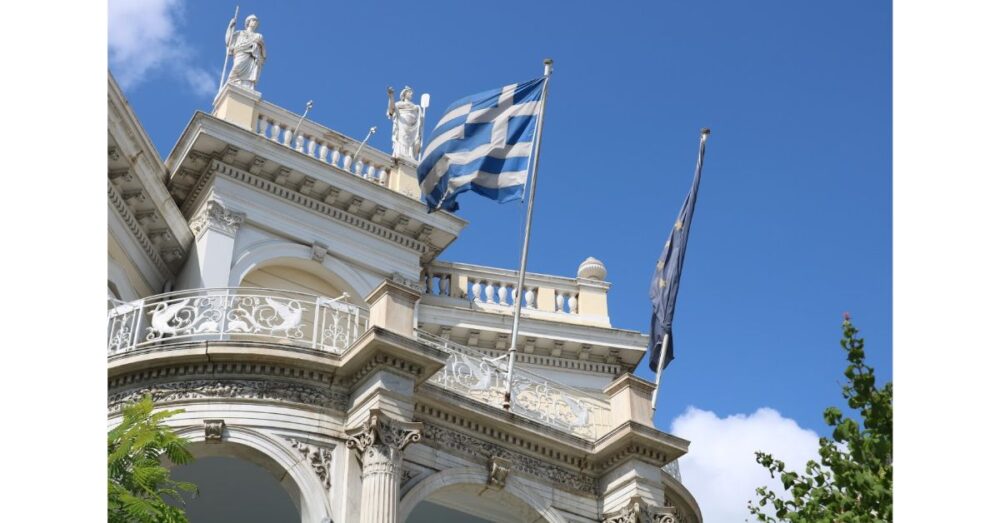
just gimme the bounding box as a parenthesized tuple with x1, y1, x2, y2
(418, 77, 546, 212)
(649, 129, 710, 372)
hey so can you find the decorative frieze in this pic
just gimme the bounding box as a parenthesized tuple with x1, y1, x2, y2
(190, 200, 245, 238)
(420, 422, 596, 494)
(107, 378, 347, 412)
(288, 438, 334, 489)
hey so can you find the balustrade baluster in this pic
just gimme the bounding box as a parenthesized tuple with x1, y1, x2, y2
(442, 275, 451, 296)
(282, 127, 293, 147)
(471, 280, 482, 303)
(556, 292, 566, 313)
(524, 287, 536, 309)
(568, 294, 578, 314)
(306, 137, 317, 157)
(318, 143, 329, 163)
(497, 284, 509, 306)
(256, 115, 266, 136)
(484, 281, 496, 304)
(331, 149, 342, 167)
(268, 120, 280, 142)
(343, 153, 353, 172)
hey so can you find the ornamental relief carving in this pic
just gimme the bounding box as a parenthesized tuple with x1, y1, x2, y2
(107, 379, 348, 412)
(602, 496, 679, 523)
(287, 438, 334, 489)
(190, 200, 245, 238)
(346, 410, 422, 457)
(420, 422, 596, 494)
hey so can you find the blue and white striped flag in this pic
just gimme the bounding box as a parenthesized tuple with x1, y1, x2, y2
(418, 77, 546, 212)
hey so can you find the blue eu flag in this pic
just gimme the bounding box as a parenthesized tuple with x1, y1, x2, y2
(649, 129, 710, 372)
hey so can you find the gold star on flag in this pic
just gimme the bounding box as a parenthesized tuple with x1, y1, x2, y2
(674, 219, 683, 231)
(658, 278, 667, 288)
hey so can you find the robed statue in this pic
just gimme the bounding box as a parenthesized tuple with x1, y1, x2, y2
(225, 14, 266, 91)
(386, 86, 426, 163)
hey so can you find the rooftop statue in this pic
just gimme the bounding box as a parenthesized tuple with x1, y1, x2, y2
(225, 14, 266, 91)
(386, 86, 426, 163)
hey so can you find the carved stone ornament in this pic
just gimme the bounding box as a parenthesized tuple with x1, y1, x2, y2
(311, 241, 328, 263)
(189, 200, 245, 238)
(487, 456, 511, 489)
(602, 496, 678, 523)
(390, 272, 425, 294)
(108, 379, 348, 412)
(421, 423, 596, 493)
(288, 438, 334, 489)
(204, 419, 225, 443)
(346, 409, 422, 458)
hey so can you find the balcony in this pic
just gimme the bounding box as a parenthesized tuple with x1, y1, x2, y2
(107, 287, 368, 356)
(107, 287, 614, 440)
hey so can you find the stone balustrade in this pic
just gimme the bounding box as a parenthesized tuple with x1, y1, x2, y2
(253, 101, 394, 186)
(422, 260, 611, 325)
(106, 287, 367, 355)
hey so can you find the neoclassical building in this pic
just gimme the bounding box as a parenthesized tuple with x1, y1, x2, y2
(108, 55, 702, 521)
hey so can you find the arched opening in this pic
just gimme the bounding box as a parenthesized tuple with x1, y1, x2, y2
(239, 256, 365, 307)
(405, 484, 548, 523)
(169, 456, 299, 522)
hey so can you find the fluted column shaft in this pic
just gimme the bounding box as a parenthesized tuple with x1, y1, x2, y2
(358, 443, 403, 523)
(347, 409, 422, 523)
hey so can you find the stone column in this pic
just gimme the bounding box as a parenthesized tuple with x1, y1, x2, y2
(187, 200, 244, 288)
(346, 409, 422, 523)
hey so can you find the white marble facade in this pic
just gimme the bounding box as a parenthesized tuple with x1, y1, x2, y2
(108, 69, 702, 522)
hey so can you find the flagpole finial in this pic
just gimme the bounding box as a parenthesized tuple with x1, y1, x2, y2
(701, 128, 711, 135)
(543, 58, 554, 75)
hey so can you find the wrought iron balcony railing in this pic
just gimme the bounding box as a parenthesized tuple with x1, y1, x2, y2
(107, 288, 368, 356)
(417, 330, 613, 440)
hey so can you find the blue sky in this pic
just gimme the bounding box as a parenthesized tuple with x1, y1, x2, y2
(110, 1, 890, 518)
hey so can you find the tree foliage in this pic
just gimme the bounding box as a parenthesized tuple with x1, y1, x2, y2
(108, 396, 197, 523)
(749, 316, 892, 522)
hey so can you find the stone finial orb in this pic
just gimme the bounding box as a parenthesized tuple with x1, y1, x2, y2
(577, 257, 607, 281)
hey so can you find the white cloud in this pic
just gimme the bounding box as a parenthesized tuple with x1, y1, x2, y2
(670, 407, 820, 523)
(108, 0, 215, 96)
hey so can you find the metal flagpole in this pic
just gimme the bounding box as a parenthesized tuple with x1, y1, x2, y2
(219, 5, 240, 93)
(651, 128, 710, 413)
(502, 58, 554, 411)
(651, 336, 670, 412)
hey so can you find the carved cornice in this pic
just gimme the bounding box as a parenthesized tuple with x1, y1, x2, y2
(187, 159, 429, 255)
(107, 378, 348, 412)
(190, 199, 245, 238)
(108, 180, 172, 277)
(287, 438, 334, 489)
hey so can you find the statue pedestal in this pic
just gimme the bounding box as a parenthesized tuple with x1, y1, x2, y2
(213, 83, 262, 131)
(389, 159, 422, 200)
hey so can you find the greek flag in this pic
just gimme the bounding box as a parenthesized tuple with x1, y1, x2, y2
(418, 77, 546, 212)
